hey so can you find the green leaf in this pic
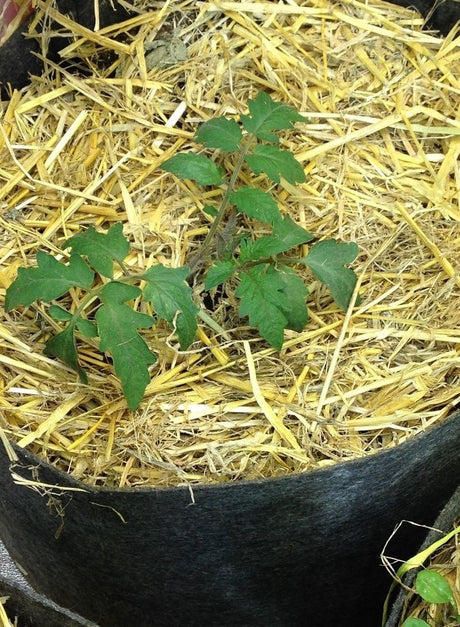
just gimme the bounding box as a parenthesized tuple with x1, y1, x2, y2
(205, 260, 237, 290)
(96, 282, 156, 410)
(44, 324, 88, 384)
(229, 187, 281, 225)
(240, 215, 314, 261)
(236, 266, 287, 349)
(76, 318, 98, 338)
(49, 305, 97, 338)
(203, 205, 218, 218)
(143, 265, 199, 350)
(195, 117, 242, 152)
(415, 570, 455, 605)
(241, 91, 307, 142)
(161, 153, 223, 185)
(402, 619, 430, 627)
(64, 223, 129, 278)
(5, 252, 94, 311)
(49, 305, 73, 321)
(245, 144, 306, 185)
(236, 263, 308, 349)
(304, 240, 359, 311)
(274, 266, 309, 331)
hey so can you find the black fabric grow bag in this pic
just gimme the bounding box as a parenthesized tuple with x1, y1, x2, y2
(0, 540, 94, 627)
(0, 413, 459, 627)
(0, 0, 132, 97)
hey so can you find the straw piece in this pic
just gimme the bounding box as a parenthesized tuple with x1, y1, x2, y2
(34, 0, 132, 54)
(18, 393, 87, 448)
(244, 341, 302, 450)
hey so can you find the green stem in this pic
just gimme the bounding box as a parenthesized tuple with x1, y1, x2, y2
(197, 308, 231, 341)
(68, 285, 104, 325)
(187, 133, 257, 279)
(205, 135, 255, 246)
(67, 268, 172, 323)
(66, 272, 143, 326)
(231, 255, 309, 275)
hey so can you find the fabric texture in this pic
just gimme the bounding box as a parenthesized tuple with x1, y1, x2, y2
(0, 540, 96, 626)
(0, 413, 458, 626)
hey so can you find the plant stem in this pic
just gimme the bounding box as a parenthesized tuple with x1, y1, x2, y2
(205, 135, 255, 247)
(68, 286, 104, 325)
(186, 133, 256, 280)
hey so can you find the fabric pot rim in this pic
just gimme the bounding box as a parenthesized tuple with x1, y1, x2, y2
(0, 413, 459, 626)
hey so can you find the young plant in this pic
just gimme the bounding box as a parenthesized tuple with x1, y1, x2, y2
(5, 91, 359, 409)
(162, 91, 359, 348)
(402, 570, 460, 627)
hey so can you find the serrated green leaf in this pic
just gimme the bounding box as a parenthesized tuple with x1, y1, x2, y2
(304, 240, 359, 311)
(96, 282, 156, 410)
(240, 215, 314, 261)
(402, 619, 430, 627)
(161, 153, 223, 185)
(5, 252, 94, 311)
(205, 260, 237, 290)
(241, 91, 307, 142)
(76, 318, 98, 338)
(49, 305, 73, 321)
(195, 117, 242, 152)
(229, 187, 281, 225)
(64, 223, 129, 278)
(245, 144, 306, 185)
(236, 264, 305, 349)
(274, 266, 309, 331)
(143, 265, 199, 350)
(415, 570, 455, 605)
(44, 324, 88, 384)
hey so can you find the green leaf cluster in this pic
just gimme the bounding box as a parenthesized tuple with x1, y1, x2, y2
(162, 90, 360, 348)
(5, 224, 198, 410)
(6, 91, 360, 409)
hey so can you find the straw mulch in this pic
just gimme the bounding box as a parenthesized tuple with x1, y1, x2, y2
(0, 597, 15, 627)
(0, 0, 459, 488)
